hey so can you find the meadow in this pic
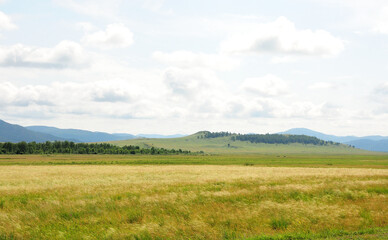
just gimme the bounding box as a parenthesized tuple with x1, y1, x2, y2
(0, 154, 387, 239)
(0, 154, 388, 168)
(109, 133, 369, 155)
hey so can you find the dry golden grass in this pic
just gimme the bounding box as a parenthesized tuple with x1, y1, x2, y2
(0, 165, 387, 239)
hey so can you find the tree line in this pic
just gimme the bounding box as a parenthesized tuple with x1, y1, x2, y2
(202, 131, 234, 138)
(233, 134, 335, 145)
(0, 141, 192, 155)
(202, 131, 339, 145)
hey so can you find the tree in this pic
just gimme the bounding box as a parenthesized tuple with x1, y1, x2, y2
(17, 142, 28, 154)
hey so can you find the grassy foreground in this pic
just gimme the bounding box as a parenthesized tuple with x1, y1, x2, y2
(0, 155, 387, 239)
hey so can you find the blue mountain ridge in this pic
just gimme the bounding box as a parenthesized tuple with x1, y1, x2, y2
(25, 126, 186, 142)
(279, 128, 388, 152)
(26, 126, 136, 142)
(0, 120, 65, 143)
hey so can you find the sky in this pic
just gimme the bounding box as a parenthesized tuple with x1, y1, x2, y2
(0, 0, 388, 136)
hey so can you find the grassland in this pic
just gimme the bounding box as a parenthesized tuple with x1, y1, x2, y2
(0, 163, 387, 239)
(109, 133, 373, 155)
(0, 154, 388, 239)
(1, 154, 388, 168)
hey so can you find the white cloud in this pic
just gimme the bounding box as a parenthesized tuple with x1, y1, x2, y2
(0, 41, 89, 69)
(0, 11, 16, 31)
(241, 74, 288, 97)
(91, 81, 132, 102)
(272, 102, 333, 118)
(160, 67, 232, 118)
(153, 51, 240, 71)
(0, 80, 136, 115)
(221, 17, 344, 57)
(221, 94, 339, 120)
(0, 69, 345, 129)
(242, 98, 339, 119)
(163, 67, 223, 99)
(81, 23, 134, 49)
(0, 82, 54, 107)
(0, 68, 175, 120)
(0, 82, 17, 106)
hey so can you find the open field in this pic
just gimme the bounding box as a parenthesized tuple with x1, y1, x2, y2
(0, 157, 388, 239)
(109, 133, 373, 155)
(1, 154, 388, 168)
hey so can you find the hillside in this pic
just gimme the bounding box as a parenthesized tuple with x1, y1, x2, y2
(135, 134, 186, 138)
(0, 120, 64, 143)
(110, 131, 373, 155)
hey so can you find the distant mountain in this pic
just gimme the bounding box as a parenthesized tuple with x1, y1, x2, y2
(26, 126, 187, 142)
(0, 120, 64, 143)
(136, 134, 186, 139)
(26, 126, 136, 143)
(345, 139, 388, 152)
(112, 133, 139, 139)
(279, 128, 358, 142)
(280, 128, 388, 152)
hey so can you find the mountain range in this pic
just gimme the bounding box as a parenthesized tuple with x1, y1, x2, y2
(25, 126, 186, 142)
(0, 120, 64, 143)
(280, 128, 388, 152)
(26, 126, 136, 142)
(0, 119, 387, 152)
(0, 119, 185, 143)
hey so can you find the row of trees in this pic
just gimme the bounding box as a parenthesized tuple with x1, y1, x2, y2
(202, 131, 234, 138)
(234, 134, 334, 145)
(0, 141, 192, 155)
(201, 131, 339, 145)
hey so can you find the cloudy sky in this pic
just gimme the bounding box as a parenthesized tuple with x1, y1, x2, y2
(1, 0, 388, 136)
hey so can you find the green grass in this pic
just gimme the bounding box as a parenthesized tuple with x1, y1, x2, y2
(109, 133, 374, 155)
(0, 165, 387, 239)
(1, 154, 388, 168)
(246, 227, 388, 239)
(0, 135, 387, 239)
(270, 217, 290, 230)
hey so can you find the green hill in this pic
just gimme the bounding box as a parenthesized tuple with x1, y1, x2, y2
(109, 131, 374, 155)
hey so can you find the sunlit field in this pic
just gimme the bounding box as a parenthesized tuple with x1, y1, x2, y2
(0, 155, 387, 239)
(1, 154, 388, 168)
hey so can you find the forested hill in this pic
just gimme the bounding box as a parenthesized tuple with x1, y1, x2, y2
(200, 131, 340, 146)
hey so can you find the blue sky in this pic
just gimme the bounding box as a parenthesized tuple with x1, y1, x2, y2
(0, 0, 388, 135)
